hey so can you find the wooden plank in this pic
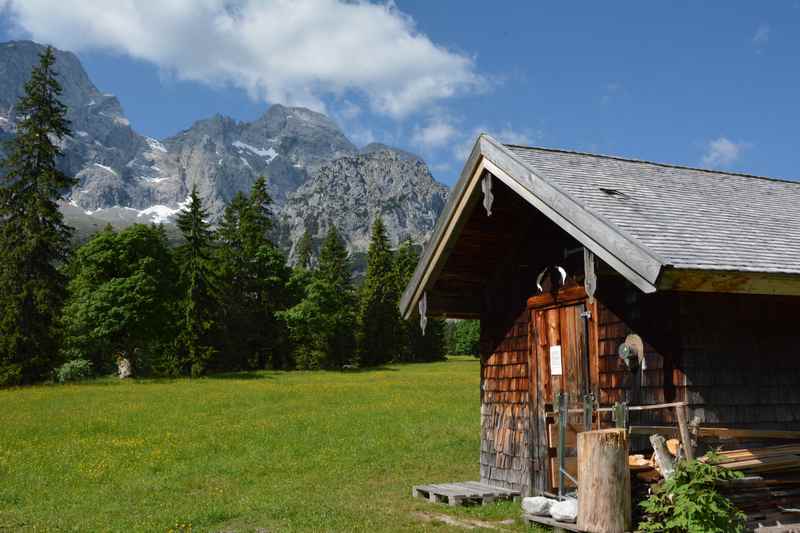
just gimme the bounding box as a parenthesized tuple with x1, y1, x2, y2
(675, 404, 694, 461)
(546, 307, 562, 397)
(550, 401, 688, 417)
(659, 268, 800, 297)
(523, 514, 584, 532)
(528, 286, 588, 309)
(633, 426, 800, 440)
(698, 428, 800, 440)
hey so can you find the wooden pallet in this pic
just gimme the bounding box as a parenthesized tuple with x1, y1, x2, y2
(411, 481, 520, 506)
(523, 513, 635, 533)
(522, 514, 583, 532)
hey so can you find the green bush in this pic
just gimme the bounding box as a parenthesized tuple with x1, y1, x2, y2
(54, 359, 94, 383)
(638, 453, 746, 533)
(445, 320, 480, 356)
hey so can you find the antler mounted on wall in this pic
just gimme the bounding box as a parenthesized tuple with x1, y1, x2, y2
(535, 265, 568, 293)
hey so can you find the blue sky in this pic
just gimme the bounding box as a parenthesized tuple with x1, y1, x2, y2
(1, 1, 798, 186)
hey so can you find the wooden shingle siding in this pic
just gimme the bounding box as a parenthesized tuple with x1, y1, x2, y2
(676, 292, 800, 429)
(594, 277, 800, 432)
(479, 307, 532, 493)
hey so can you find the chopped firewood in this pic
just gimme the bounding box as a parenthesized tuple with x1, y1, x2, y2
(666, 438, 680, 456)
(629, 454, 651, 471)
(636, 469, 662, 483)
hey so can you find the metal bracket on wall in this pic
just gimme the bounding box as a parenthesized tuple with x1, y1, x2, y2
(481, 172, 494, 216)
(556, 392, 569, 499)
(612, 401, 629, 429)
(584, 248, 597, 304)
(418, 291, 427, 335)
(583, 393, 596, 431)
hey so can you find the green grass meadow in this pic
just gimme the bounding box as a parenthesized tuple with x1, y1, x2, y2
(0, 357, 544, 532)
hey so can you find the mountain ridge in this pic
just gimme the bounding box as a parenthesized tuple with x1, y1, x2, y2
(0, 40, 449, 262)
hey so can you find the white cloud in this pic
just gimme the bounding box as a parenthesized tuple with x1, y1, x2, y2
(347, 125, 377, 148)
(753, 23, 770, 46)
(411, 118, 458, 150)
(702, 137, 747, 168)
(4, 0, 484, 118)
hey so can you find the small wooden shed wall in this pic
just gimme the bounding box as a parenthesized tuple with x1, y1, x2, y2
(400, 135, 800, 496)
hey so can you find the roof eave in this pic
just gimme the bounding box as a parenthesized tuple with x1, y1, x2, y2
(399, 135, 486, 319)
(400, 134, 666, 320)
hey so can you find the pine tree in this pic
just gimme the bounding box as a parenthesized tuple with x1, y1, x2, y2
(357, 217, 401, 366)
(216, 177, 292, 370)
(0, 47, 76, 385)
(295, 229, 313, 269)
(175, 185, 218, 376)
(282, 226, 356, 369)
(394, 239, 445, 362)
(316, 227, 356, 367)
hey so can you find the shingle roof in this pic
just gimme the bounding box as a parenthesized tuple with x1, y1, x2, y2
(505, 144, 800, 274)
(399, 135, 800, 319)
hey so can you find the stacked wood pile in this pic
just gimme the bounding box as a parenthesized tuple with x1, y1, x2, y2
(629, 441, 800, 531)
(710, 445, 800, 531)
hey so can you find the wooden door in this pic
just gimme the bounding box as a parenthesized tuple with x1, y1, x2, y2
(528, 286, 598, 491)
(535, 302, 590, 404)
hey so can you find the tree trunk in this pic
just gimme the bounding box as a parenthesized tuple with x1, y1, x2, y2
(576, 429, 632, 533)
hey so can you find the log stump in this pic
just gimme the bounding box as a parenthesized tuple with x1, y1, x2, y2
(577, 429, 632, 533)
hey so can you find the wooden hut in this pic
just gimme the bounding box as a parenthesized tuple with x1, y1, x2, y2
(401, 134, 800, 496)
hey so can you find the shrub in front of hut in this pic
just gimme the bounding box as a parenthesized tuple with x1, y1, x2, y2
(638, 452, 746, 533)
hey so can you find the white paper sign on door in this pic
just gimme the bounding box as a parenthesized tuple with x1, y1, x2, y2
(549, 345, 563, 376)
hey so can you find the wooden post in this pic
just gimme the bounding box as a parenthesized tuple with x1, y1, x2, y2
(577, 429, 632, 533)
(675, 404, 694, 461)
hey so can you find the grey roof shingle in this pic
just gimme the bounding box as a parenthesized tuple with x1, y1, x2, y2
(505, 145, 800, 274)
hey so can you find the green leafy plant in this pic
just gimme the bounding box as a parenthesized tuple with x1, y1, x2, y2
(639, 453, 746, 533)
(54, 358, 93, 383)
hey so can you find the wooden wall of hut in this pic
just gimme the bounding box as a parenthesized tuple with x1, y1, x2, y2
(471, 174, 579, 494)
(595, 275, 800, 432)
(594, 277, 681, 428)
(675, 292, 800, 429)
(479, 303, 532, 493)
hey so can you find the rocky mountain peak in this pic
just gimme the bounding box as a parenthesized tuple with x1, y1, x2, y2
(0, 40, 449, 267)
(278, 148, 448, 265)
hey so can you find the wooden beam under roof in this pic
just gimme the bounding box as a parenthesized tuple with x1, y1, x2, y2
(658, 268, 800, 296)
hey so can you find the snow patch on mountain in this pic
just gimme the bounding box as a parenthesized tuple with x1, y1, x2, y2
(137, 194, 192, 224)
(137, 175, 170, 184)
(232, 140, 279, 163)
(93, 163, 117, 175)
(146, 137, 167, 153)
